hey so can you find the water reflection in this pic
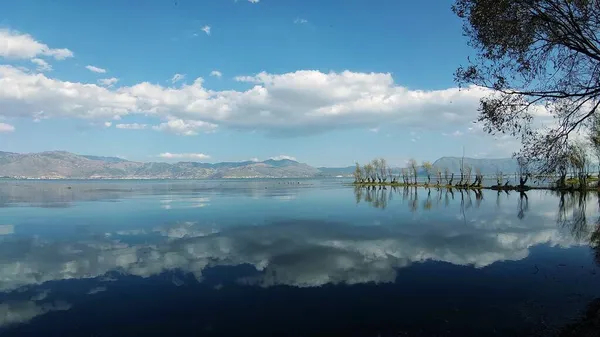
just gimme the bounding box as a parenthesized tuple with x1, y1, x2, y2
(1, 185, 600, 335)
(2, 192, 598, 291)
(0, 180, 312, 208)
(355, 186, 490, 214)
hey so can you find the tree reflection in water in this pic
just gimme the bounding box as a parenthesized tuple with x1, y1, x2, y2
(352, 186, 600, 336)
(353, 186, 486, 213)
(551, 191, 599, 337)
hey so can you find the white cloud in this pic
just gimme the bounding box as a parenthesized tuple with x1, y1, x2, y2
(443, 130, 464, 137)
(294, 18, 308, 24)
(116, 123, 147, 130)
(368, 127, 379, 133)
(0, 65, 537, 151)
(249, 157, 260, 162)
(0, 65, 136, 119)
(104, 122, 112, 128)
(0, 29, 73, 60)
(270, 155, 297, 161)
(171, 73, 185, 83)
(85, 65, 106, 73)
(152, 118, 218, 136)
(201, 25, 211, 35)
(98, 77, 119, 87)
(0, 123, 15, 132)
(248, 0, 259, 3)
(210, 70, 222, 78)
(31, 58, 52, 72)
(158, 152, 211, 160)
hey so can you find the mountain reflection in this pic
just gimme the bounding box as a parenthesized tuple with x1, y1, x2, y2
(1, 187, 600, 333)
(2, 192, 599, 293)
(0, 180, 308, 208)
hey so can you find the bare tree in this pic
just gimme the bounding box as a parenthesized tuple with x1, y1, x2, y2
(387, 167, 395, 183)
(569, 143, 590, 189)
(472, 167, 483, 187)
(401, 168, 409, 184)
(364, 164, 375, 183)
(517, 156, 530, 189)
(371, 159, 381, 183)
(408, 159, 418, 185)
(353, 162, 363, 183)
(495, 169, 503, 187)
(453, 0, 600, 174)
(464, 165, 472, 186)
(422, 161, 433, 185)
(379, 158, 388, 183)
(444, 167, 451, 185)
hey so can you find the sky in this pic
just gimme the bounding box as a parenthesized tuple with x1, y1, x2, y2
(0, 0, 525, 167)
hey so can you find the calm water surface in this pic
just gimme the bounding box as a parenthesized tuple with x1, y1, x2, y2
(1, 180, 599, 336)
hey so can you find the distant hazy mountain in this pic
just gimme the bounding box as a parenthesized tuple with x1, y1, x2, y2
(0, 151, 519, 179)
(432, 157, 519, 174)
(0, 151, 320, 179)
(316, 166, 355, 176)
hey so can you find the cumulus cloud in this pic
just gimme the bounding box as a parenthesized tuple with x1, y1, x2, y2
(443, 130, 464, 137)
(85, 65, 106, 73)
(104, 122, 112, 128)
(248, 0, 259, 3)
(31, 58, 52, 72)
(0, 123, 15, 132)
(201, 25, 211, 35)
(152, 118, 218, 136)
(116, 123, 147, 130)
(0, 65, 520, 144)
(98, 77, 119, 87)
(0, 65, 136, 119)
(158, 152, 211, 160)
(210, 70, 222, 78)
(294, 18, 308, 24)
(171, 73, 185, 83)
(0, 123, 15, 133)
(0, 29, 73, 60)
(270, 155, 297, 161)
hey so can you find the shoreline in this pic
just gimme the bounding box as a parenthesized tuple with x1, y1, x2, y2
(350, 182, 600, 192)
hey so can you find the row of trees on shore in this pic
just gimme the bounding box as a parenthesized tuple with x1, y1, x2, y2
(353, 143, 599, 191)
(353, 157, 499, 189)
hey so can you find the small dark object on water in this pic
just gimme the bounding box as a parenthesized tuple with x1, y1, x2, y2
(67, 186, 72, 189)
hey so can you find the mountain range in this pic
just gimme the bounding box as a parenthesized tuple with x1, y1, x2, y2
(0, 151, 519, 179)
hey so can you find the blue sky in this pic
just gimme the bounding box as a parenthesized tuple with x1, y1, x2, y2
(0, 0, 521, 167)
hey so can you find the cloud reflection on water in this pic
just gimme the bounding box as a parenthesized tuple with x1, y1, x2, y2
(1, 184, 599, 329)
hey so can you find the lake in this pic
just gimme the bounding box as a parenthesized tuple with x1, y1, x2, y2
(1, 180, 599, 336)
